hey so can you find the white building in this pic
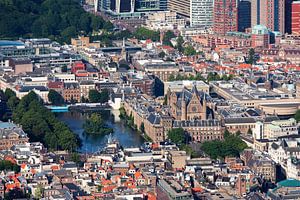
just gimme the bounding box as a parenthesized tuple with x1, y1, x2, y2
(190, 0, 214, 28)
(253, 118, 298, 140)
(286, 157, 300, 180)
(145, 11, 185, 31)
(269, 139, 300, 166)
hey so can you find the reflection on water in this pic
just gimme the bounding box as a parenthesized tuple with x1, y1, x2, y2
(56, 110, 144, 153)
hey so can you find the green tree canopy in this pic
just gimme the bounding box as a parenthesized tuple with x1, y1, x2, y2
(295, 109, 300, 122)
(184, 45, 197, 56)
(0, 160, 20, 172)
(0, 0, 112, 43)
(9, 91, 81, 152)
(201, 131, 248, 159)
(48, 89, 64, 105)
(176, 35, 184, 53)
(163, 30, 175, 46)
(134, 27, 160, 41)
(168, 128, 186, 146)
(89, 89, 101, 103)
(83, 113, 113, 135)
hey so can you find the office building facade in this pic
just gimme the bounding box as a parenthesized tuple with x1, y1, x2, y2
(238, 0, 251, 32)
(213, 0, 238, 35)
(251, 0, 285, 33)
(292, 1, 300, 35)
(135, 0, 167, 12)
(168, 0, 190, 17)
(190, 0, 214, 28)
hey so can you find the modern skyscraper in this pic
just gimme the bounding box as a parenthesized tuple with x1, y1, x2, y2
(251, 0, 285, 33)
(285, 0, 293, 34)
(135, 0, 167, 12)
(190, 0, 214, 28)
(95, 0, 135, 13)
(168, 0, 190, 17)
(238, 0, 251, 32)
(292, 1, 300, 35)
(213, 0, 238, 35)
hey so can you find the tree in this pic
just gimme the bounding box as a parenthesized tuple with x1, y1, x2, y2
(34, 185, 44, 199)
(168, 128, 186, 146)
(176, 35, 184, 53)
(10, 92, 81, 152)
(140, 122, 145, 133)
(48, 90, 64, 105)
(201, 130, 248, 159)
(61, 65, 68, 72)
(134, 27, 160, 41)
(83, 113, 113, 135)
(158, 51, 166, 58)
(163, 95, 167, 105)
(89, 89, 101, 103)
(247, 48, 257, 65)
(184, 45, 197, 56)
(0, 0, 112, 44)
(295, 109, 300, 122)
(71, 153, 81, 165)
(99, 89, 110, 103)
(163, 30, 175, 46)
(5, 88, 16, 99)
(0, 160, 20, 172)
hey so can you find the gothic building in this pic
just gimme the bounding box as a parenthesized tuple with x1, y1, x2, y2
(168, 86, 213, 121)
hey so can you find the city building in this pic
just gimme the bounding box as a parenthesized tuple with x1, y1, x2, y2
(62, 82, 81, 103)
(213, 0, 238, 35)
(192, 32, 251, 48)
(168, 0, 190, 18)
(135, 59, 179, 81)
(135, 0, 167, 12)
(292, 1, 300, 35)
(251, 0, 285, 33)
(263, 118, 298, 140)
(164, 80, 209, 95)
(168, 86, 209, 121)
(238, 0, 251, 32)
(0, 122, 29, 151)
(173, 120, 224, 142)
(251, 25, 270, 48)
(145, 11, 185, 31)
(190, 0, 214, 28)
(167, 150, 189, 169)
(9, 58, 33, 75)
(210, 80, 300, 116)
(286, 157, 300, 179)
(267, 179, 300, 199)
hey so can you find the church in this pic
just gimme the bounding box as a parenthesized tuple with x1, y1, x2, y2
(167, 85, 213, 121)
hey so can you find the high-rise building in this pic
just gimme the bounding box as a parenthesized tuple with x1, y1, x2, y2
(285, 0, 293, 34)
(135, 0, 167, 12)
(95, 0, 135, 13)
(251, 0, 285, 33)
(190, 0, 214, 28)
(168, 0, 190, 17)
(213, 0, 238, 35)
(94, 0, 111, 12)
(292, 1, 300, 35)
(238, 0, 251, 32)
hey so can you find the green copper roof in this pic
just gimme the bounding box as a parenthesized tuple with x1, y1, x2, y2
(277, 179, 300, 187)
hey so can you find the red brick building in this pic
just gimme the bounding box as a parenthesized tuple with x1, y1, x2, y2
(251, 25, 270, 48)
(213, 0, 238, 35)
(292, 1, 300, 35)
(71, 61, 86, 74)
